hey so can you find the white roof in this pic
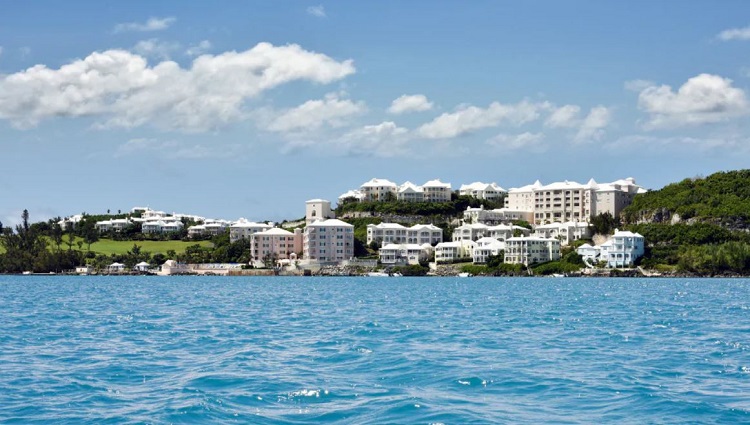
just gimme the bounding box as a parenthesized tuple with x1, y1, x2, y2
(422, 179, 451, 189)
(306, 199, 329, 203)
(612, 229, 644, 238)
(506, 236, 558, 242)
(577, 243, 594, 249)
(308, 219, 354, 228)
(369, 223, 408, 230)
(361, 178, 397, 188)
(381, 243, 430, 251)
(459, 182, 506, 192)
(508, 180, 543, 193)
(231, 220, 271, 229)
(109, 262, 125, 267)
(260, 228, 294, 236)
(135, 261, 150, 266)
(398, 181, 423, 193)
(409, 224, 441, 231)
(338, 190, 363, 199)
(537, 180, 585, 191)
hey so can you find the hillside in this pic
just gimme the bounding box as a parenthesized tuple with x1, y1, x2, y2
(621, 169, 750, 227)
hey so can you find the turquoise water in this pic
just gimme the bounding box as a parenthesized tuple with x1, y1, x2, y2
(1, 276, 749, 424)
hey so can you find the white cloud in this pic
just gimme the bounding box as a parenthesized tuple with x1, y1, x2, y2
(624, 79, 655, 92)
(0, 46, 3, 58)
(307, 5, 326, 18)
(388, 94, 433, 114)
(607, 135, 750, 153)
(637, 73, 749, 129)
(266, 93, 365, 133)
(717, 25, 750, 41)
(114, 17, 176, 33)
(545, 104, 580, 128)
(0, 42, 356, 131)
(486, 132, 546, 152)
(575, 106, 611, 142)
(132, 39, 180, 60)
(417, 100, 548, 139)
(116, 138, 242, 159)
(334, 121, 410, 157)
(186, 40, 212, 57)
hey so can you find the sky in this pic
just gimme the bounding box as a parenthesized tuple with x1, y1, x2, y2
(2, 1, 750, 225)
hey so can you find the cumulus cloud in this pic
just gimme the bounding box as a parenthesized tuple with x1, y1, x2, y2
(574, 106, 611, 142)
(307, 5, 326, 18)
(717, 25, 750, 41)
(185, 40, 212, 57)
(132, 38, 180, 60)
(265, 93, 366, 133)
(624, 79, 654, 92)
(0, 42, 356, 131)
(417, 100, 549, 139)
(334, 121, 410, 157)
(486, 132, 546, 152)
(114, 17, 176, 33)
(637, 73, 749, 129)
(388, 94, 433, 114)
(545, 104, 580, 128)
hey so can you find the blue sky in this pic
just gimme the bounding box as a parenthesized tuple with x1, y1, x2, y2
(2, 1, 750, 225)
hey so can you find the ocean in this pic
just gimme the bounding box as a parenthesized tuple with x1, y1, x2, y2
(1, 276, 749, 424)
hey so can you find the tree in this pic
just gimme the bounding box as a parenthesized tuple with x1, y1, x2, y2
(0, 210, 48, 272)
(81, 220, 99, 251)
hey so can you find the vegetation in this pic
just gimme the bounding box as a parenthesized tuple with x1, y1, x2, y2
(336, 194, 505, 218)
(622, 169, 750, 224)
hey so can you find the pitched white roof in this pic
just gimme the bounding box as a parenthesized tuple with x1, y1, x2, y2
(308, 219, 354, 228)
(409, 224, 441, 231)
(459, 182, 506, 192)
(260, 228, 294, 236)
(398, 181, 423, 193)
(369, 223, 408, 230)
(508, 180, 543, 193)
(422, 179, 451, 189)
(361, 178, 397, 188)
(306, 198, 329, 203)
(538, 180, 585, 191)
(612, 229, 644, 238)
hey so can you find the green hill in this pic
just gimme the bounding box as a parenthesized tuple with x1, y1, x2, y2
(622, 169, 750, 227)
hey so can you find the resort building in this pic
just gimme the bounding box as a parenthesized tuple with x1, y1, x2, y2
(452, 223, 530, 243)
(504, 236, 561, 266)
(605, 229, 645, 268)
(472, 237, 505, 264)
(378, 243, 433, 265)
(505, 180, 542, 212)
(576, 243, 602, 263)
(187, 221, 230, 238)
(397, 181, 425, 202)
(366, 223, 443, 246)
(303, 219, 354, 263)
(338, 189, 365, 204)
(459, 182, 506, 201)
(463, 206, 534, 225)
(422, 179, 452, 202)
(251, 228, 303, 263)
(533, 221, 593, 246)
(142, 219, 184, 234)
(435, 240, 475, 263)
(229, 219, 273, 243)
(95, 218, 133, 233)
(359, 178, 398, 202)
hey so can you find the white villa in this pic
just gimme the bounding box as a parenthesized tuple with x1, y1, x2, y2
(379, 243, 433, 265)
(472, 237, 505, 264)
(397, 181, 424, 202)
(533, 221, 593, 246)
(142, 219, 184, 234)
(435, 240, 475, 263)
(422, 179, 452, 202)
(229, 219, 273, 243)
(95, 218, 133, 232)
(303, 218, 354, 263)
(366, 223, 443, 246)
(452, 223, 530, 243)
(338, 178, 452, 204)
(188, 221, 230, 238)
(575, 229, 645, 268)
(504, 236, 561, 265)
(360, 178, 398, 202)
(459, 182, 506, 200)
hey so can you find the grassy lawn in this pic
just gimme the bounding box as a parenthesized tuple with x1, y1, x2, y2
(41, 237, 213, 255)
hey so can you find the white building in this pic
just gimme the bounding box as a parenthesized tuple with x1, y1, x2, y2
(576, 243, 601, 263)
(435, 240, 475, 263)
(533, 221, 593, 246)
(459, 182, 506, 200)
(142, 219, 184, 234)
(95, 218, 133, 233)
(422, 179, 452, 202)
(472, 237, 506, 264)
(305, 199, 335, 225)
(367, 223, 443, 246)
(303, 219, 354, 263)
(397, 181, 425, 202)
(188, 222, 229, 238)
(504, 236, 561, 266)
(229, 219, 273, 243)
(338, 189, 365, 204)
(379, 243, 433, 265)
(606, 229, 645, 268)
(505, 180, 542, 212)
(360, 178, 398, 202)
(463, 206, 534, 225)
